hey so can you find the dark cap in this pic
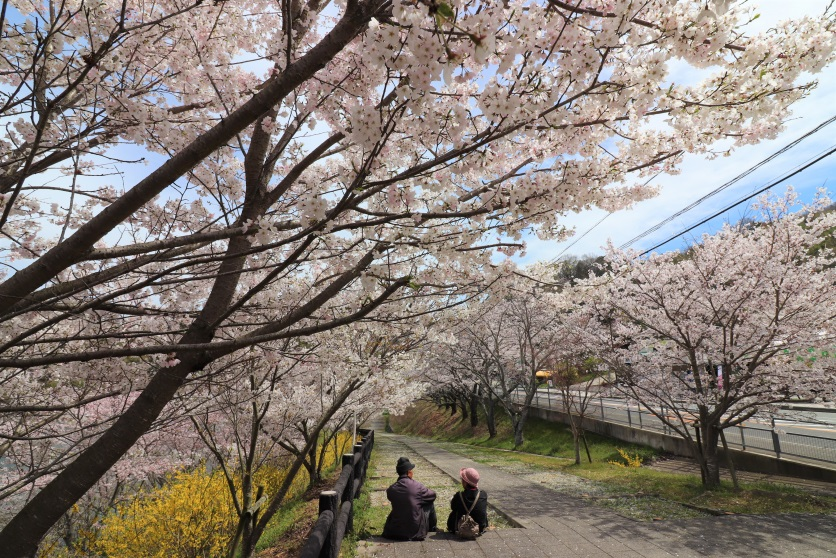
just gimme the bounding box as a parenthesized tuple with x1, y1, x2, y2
(396, 456, 415, 475)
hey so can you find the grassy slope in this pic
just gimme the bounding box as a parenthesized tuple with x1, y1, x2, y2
(391, 401, 836, 517)
(255, 464, 344, 557)
(392, 400, 656, 463)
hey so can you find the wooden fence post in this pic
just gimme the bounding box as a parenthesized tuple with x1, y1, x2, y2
(299, 430, 375, 558)
(319, 491, 338, 558)
(342, 454, 355, 534)
(353, 443, 365, 495)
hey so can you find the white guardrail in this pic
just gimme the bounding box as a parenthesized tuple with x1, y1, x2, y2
(512, 389, 836, 469)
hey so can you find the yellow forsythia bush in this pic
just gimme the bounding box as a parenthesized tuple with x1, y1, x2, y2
(608, 448, 643, 468)
(88, 431, 354, 558)
(92, 468, 237, 558)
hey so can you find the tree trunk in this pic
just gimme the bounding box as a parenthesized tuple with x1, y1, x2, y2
(307, 441, 319, 488)
(469, 390, 478, 428)
(719, 429, 739, 491)
(571, 417, 581, 465)
(694, 422, 707, 485)
(581, 433, 592, 464)
(483, 396, 497, 438)
(700, 424, 722, 489)
(512, 412, 527, 448)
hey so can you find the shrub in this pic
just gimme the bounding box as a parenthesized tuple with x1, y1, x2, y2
(608, 449, 643, 468)
(91, 468, 235, 558)
(87, 431, 354, 557)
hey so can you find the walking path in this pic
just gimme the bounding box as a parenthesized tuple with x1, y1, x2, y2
(357, 432, 836, 558)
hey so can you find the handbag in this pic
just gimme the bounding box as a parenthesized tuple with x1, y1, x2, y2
(455, 490, 481, 539)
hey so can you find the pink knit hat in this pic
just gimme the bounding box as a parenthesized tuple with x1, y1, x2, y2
(460, 467, 480, 487)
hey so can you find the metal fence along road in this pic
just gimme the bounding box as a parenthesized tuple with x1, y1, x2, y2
(516, 390, 836, 469)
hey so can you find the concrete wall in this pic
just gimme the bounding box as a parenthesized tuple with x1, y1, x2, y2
(528, 406, 836, 484)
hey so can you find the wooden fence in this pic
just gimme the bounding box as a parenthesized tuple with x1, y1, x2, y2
(299, 428, 374, 558)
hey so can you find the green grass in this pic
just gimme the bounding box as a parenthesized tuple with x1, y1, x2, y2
(391, 401, 836, 518)
(254, 497, 314, 554)
(341, 449, 389, 557)
(253, 460, 345, 556)
(392, 400, 657, 464)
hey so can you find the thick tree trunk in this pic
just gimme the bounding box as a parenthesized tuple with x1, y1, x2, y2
(702, 425, 722, 488)
(695, 422, 722, 489)
(469, 390, 478, 428)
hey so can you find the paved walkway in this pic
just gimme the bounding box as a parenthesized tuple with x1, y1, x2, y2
(357, 433, 836, 557)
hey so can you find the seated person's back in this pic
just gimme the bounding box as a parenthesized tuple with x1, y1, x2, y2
(382, 457, 437, 540)
(447, 467, 488, 535)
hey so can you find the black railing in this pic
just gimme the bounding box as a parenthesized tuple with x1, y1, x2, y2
(299, 428, 374, 558)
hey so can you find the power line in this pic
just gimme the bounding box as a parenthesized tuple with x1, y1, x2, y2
(550, 171, 662, 262)
(619, 115, 836, 250)
(550, 212, 612, 262)
(638, 144, 836, 257)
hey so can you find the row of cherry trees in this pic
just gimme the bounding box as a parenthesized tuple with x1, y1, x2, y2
(2, 0, 835, 553)
(1, 306, 424, 556)
(425, 191, 836, 487)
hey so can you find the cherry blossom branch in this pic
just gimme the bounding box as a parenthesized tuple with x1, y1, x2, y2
(545, 0, 745, 51)
(0, 390, 123, 414)
(0, 0, 386, 316)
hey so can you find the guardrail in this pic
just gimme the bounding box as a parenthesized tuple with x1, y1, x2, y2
(299, 428, 374, 558)
(521, 390, 836, 468)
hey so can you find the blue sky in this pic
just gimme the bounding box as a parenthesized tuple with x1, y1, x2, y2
(521, 0, 836, 263)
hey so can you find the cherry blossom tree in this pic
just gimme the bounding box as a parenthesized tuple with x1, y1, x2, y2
(423, 273, 562, 446)
(183, 312, 423, 557)
(2, 0, 835, 552)
(0, 389, 209, 554)
(420, 338, 484, 428)
(419, 310, 501, 434)
(583, 190, 836, 488)
(546, 299, 606, 465)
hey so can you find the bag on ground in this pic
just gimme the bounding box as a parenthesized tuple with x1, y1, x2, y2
(455, 490, 481, 539)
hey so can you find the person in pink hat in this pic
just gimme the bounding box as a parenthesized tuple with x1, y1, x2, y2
(446, 467, 488, 535)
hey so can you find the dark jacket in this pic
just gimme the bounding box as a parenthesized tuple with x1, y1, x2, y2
(447, 488, 488, 534)
(382, 476, 437, 541)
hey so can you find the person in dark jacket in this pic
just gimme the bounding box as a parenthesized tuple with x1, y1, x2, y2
(381, 457, 438, 540)
(447, 467, 488, 535)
